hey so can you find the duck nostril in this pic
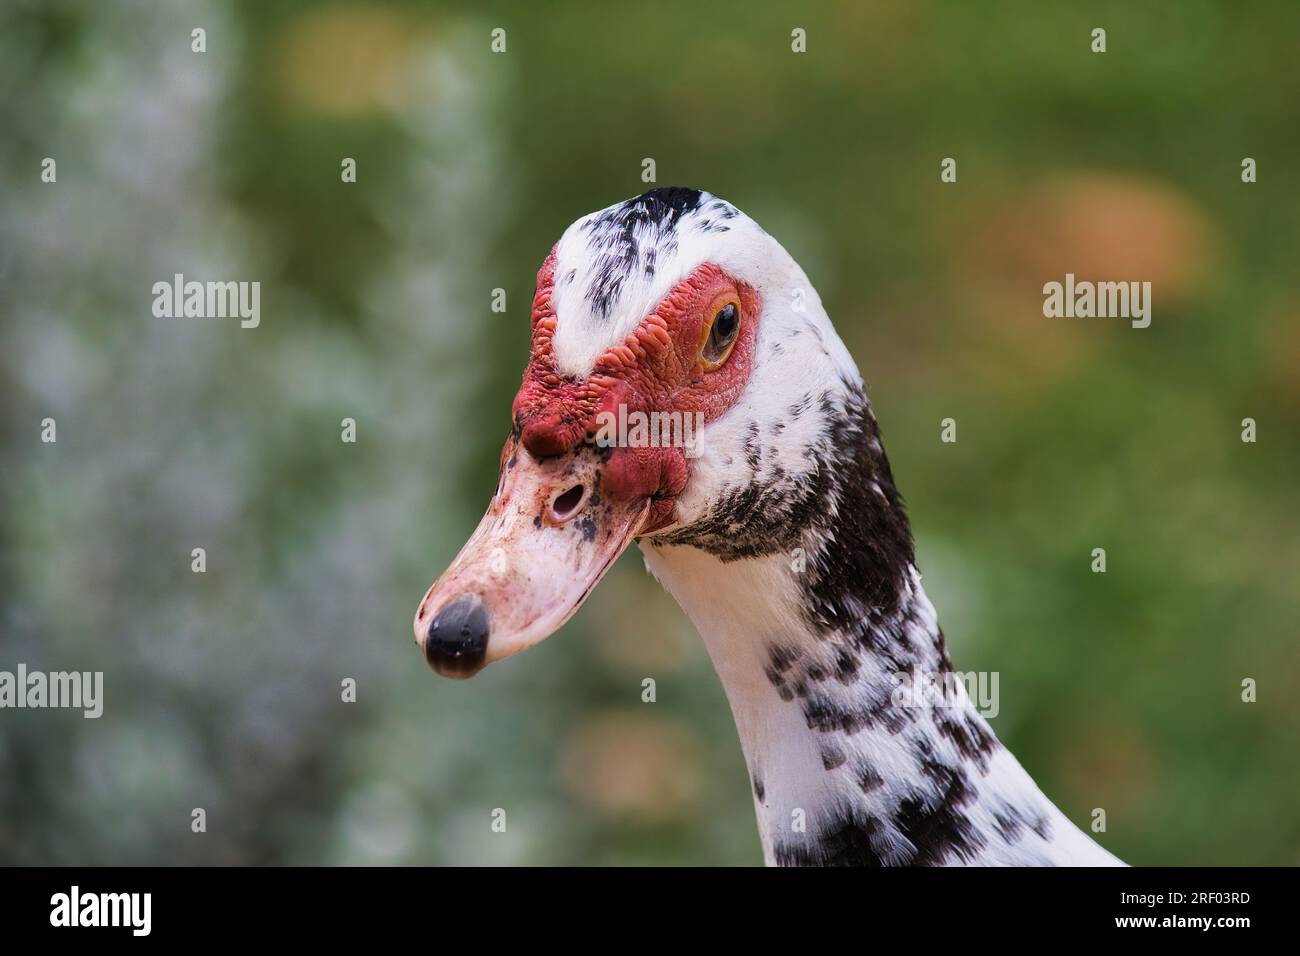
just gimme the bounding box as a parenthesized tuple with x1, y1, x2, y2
(550, 483, 586, 521)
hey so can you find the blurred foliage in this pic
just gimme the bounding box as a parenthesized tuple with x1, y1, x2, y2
(1, 0, 1297, 865)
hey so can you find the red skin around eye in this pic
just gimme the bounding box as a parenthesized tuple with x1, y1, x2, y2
(511, 260, 761, 531)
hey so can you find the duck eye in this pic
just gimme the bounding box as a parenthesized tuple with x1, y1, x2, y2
(701, 301, 740, 369)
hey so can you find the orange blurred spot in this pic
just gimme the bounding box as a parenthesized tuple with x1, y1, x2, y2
(952, 174, 1219, 392)
(559, 711, 701, 821)
(276, 5, 424, 117)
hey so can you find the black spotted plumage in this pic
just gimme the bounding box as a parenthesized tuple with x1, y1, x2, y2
(655, 379, 914, 609)
(580, 187, 705, 321)
(648, 375, 1082, 866)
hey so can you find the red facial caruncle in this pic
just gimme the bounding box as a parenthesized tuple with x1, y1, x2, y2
(512, 251, 762, 532)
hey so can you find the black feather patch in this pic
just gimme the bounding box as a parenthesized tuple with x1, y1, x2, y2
(579, 187, 705, 321)
(655, 381, 914, 610)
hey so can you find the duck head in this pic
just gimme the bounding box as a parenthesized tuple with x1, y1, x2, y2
(413, 187, 865, 678)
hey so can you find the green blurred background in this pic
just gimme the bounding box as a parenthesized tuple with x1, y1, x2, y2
(2, 0, 1297, 865)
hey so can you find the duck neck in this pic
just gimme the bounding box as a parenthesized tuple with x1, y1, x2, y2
(640, 384, 1117, 866)
(641, 543, 1115, 866)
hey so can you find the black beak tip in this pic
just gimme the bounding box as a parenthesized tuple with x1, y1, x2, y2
(423, 594, 490, 679)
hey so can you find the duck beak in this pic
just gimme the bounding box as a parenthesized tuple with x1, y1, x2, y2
(413, 435, 650, 679)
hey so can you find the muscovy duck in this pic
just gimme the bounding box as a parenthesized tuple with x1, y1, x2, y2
(414, 187, 1124, 867)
